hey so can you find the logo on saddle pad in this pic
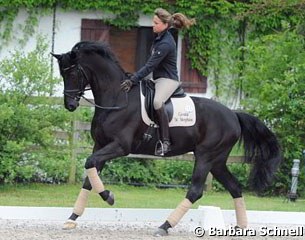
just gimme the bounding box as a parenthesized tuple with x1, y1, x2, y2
(140, 89, 196, 127)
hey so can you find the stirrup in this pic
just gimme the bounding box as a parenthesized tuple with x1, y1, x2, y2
(155, 140, 171, 156)
(155, 140, 165, 156)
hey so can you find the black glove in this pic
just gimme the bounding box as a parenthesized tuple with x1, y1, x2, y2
(120, 79, 134, 92)
(120, 75, 136, 92)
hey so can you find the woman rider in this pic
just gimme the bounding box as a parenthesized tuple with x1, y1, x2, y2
(121, 8, 195, 156)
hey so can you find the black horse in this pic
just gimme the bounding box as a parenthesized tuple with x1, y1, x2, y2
(52, 41, 281, 236)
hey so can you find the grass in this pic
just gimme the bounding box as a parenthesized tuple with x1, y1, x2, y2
(0, 183, 304, 212)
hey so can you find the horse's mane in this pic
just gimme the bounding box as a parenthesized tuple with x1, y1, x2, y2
(72, 41, 125, 73)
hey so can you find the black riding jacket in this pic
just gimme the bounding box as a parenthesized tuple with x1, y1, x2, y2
(133, 30, 178, 82)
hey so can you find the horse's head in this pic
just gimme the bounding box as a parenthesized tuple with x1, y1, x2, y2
(51, 50, 88, 112)
(52, 41, 127, 111)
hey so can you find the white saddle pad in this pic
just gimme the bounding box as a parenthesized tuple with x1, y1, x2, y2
(140, 91, 196, 127)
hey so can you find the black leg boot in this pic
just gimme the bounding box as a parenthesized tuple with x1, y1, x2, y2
(155, 105, 171, 156)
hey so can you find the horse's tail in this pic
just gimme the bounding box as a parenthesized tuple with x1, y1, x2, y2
(235, 111, 282, 193)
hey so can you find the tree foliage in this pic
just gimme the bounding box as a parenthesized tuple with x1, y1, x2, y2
(242, 27, 305, 195)
(0, 37, 72, 183)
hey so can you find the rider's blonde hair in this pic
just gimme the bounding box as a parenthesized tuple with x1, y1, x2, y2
(154, 8, 196, 29)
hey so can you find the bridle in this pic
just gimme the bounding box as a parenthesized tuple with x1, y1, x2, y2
(62, 64, 128, 110)
(62, 64, 90, 101)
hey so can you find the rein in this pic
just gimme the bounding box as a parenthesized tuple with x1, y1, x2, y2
(81, 94, 128, 110)
(62, 64, 128, 110)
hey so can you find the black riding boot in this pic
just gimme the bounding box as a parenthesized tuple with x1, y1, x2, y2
(155, 105, 171, 156)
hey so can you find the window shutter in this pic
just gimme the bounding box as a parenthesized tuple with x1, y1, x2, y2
(180, 39, 207, 93)
(81, 19, 110, 42)
(135, 27, 154, 70)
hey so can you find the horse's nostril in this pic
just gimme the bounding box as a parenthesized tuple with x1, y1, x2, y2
(67, 104, 76, 111)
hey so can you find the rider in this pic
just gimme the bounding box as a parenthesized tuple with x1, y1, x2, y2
(121, 8, 195, 156)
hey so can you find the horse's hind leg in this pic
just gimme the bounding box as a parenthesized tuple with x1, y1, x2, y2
(211, 163, 248, 228)
(155, 151, 213, 236)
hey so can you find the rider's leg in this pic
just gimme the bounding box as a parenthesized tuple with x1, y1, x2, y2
(153, 78, 180, 110)
(155, 104, 171, 155)
(153, 78, 180, 155)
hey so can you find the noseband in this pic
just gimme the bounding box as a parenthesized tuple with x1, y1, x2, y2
(62, 64, 128, 110)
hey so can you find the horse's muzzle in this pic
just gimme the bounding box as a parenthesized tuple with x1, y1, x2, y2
(65, 98, 79, 112)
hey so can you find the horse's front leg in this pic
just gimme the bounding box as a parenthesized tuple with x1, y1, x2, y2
(63, 141, 126, 229)
(84, 141, 126, 202)
(62, 178, 91, 230)
(63, 165, 105, 230)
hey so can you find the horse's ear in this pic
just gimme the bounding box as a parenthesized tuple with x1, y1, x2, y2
(50, 52, 62, 60)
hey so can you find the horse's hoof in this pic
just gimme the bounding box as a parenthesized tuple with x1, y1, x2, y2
(153, 228, 168, 237)
(235, 225, 247, 229)
(106, 191, 115, 205)
(62, 220, 77, 230)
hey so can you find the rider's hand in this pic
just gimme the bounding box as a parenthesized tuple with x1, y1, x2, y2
(120, 77, 136, 92)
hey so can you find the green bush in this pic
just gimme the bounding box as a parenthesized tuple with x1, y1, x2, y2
(103, 157, 158, 184)
(102, 158, 193, 186)
(242, 28, 305, 195)
(0, 37, 72, 183)
(154, 159, 193, 186)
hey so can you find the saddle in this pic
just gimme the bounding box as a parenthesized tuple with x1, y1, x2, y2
(141, 79, 185, 123)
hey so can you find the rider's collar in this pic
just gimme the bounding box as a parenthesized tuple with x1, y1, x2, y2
(155, 29, 168, 41)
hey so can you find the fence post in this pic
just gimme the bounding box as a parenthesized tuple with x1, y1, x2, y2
(205, 173, 213, 191)
(287, 159, 300, 202)
(68, 119, 79, 184)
